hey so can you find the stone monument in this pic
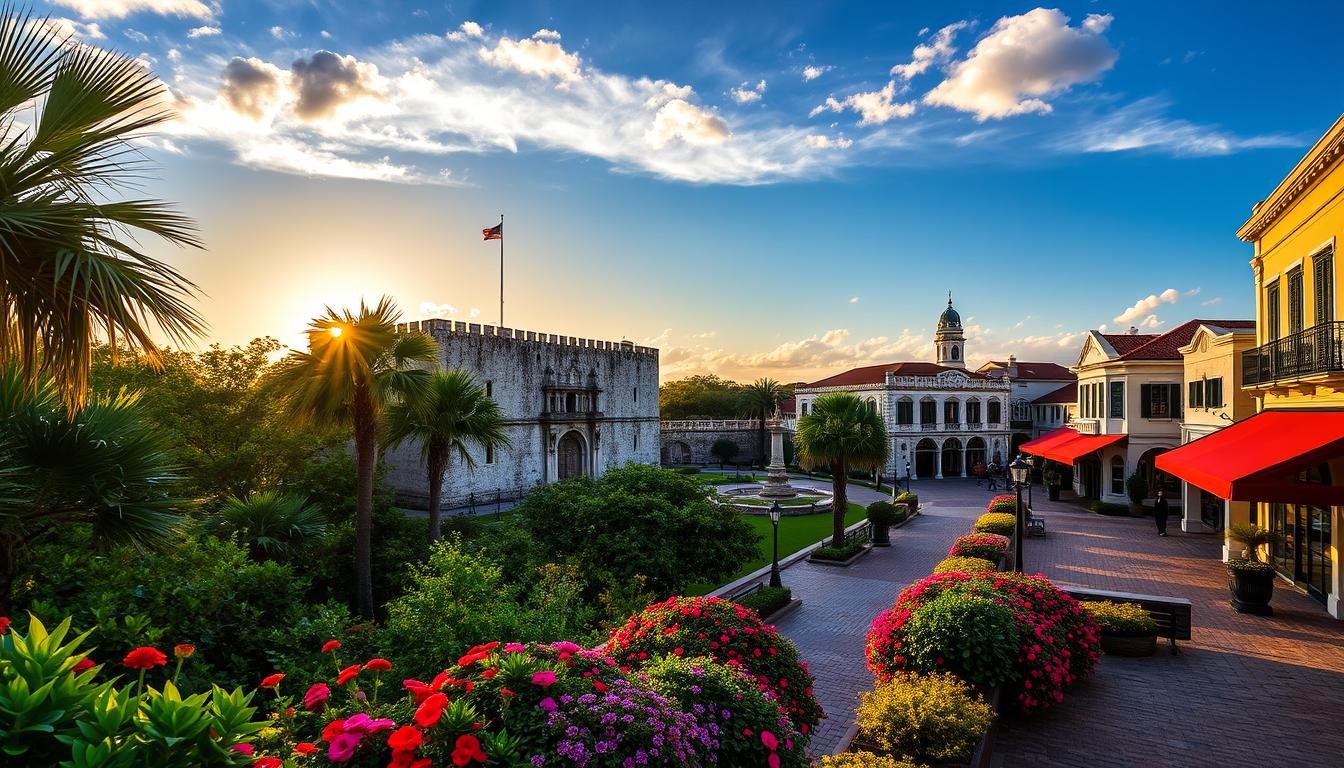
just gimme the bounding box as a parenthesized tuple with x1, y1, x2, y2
(758, 406, 798, 499)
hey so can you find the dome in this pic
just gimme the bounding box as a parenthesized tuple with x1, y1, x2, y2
(937, 296, 961, 329)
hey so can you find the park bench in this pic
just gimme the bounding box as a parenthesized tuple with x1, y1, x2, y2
(1061, 585, 1192, 654)
(1025, 505, 1046, 537)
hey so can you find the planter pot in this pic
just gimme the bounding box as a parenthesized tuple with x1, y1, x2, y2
(871, 523, 892, 546)
(1229, 567, 1275, 615)
(1100, 632, 1157, 657)
(1047, 486, 1060, 501)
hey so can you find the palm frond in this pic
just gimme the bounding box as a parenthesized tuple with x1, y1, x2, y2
(209, 491, 325, 559)
(793, 392, 890, 472)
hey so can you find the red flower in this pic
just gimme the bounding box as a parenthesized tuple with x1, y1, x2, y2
(122, 646, 167, 670)
(72, 657, 95, 673)
(451, 734, 487, 766)
(414, 692, 448, 728)
(336, 663, 363, 685)
(260, 673, 285, 689)
(0, 616, 9, 634)
(321, 719, 347, 742)
(387, 725, 423, 753)
(303, 683, 330, 711)
(294, 742, 319, 755)
(173, 644, 195, 659)
(321, 639, 342, 653)
(253, 758, 282, 768)
(231, 743, 255, 756)
(364, 658, 393, 672)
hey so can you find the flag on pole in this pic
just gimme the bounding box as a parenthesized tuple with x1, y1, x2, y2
(482, 222, 503, 240)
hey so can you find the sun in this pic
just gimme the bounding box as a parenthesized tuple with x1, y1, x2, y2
(329, 326, 343, 337)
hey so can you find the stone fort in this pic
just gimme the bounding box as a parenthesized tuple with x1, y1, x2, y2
(385, 319, 660, 509)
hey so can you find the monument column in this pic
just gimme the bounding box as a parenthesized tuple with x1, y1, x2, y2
(759, 409, 797, 499)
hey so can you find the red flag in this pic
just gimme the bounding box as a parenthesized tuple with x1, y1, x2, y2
(482, 222, 502, 241)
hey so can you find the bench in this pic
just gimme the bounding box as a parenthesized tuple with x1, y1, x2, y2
(1061, 585, 1192, 654)
(1025, 505, 1046, 537)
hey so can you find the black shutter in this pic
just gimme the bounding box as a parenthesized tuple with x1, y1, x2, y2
(1207, 378, 1222, 408)
(1171, 383, 1182, 419)
(1315, 252, 1334, 324)
(1140, 384, 1152, 418)
(1188, 381, 1199, 409)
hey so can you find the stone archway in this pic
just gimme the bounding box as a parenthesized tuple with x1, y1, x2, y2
(557, 431, 587, 480)
(942, 437, 963, 478)
(915, 438, 938, 478)
(966, 436, 987, 472)
(663, 440, 692, 465)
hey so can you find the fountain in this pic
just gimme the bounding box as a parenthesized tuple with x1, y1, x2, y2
(758, 407, 797, 498)
(718, 406, 833, 514)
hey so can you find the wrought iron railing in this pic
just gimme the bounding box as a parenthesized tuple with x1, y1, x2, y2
(1242, 321, 1344, 386)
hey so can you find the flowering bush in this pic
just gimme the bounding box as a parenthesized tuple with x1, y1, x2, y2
(606, 596, 823, 738)
(947, 533, 1009, 563)
(816, 753, 919, 768)
(854, 672, 992, 765)
(866, 572, 1101, 714)
(901, 592, 1019, 687)
(973, 512, 1017, 536)
(544, 677, 715, 767)
(986, 495, 1018, 514)
(931, 556, 995, 575)
(643, 654, 807, 768)
(1081, 601, 1157, 637)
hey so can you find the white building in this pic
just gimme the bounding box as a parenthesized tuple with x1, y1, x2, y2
(385, 319, 660, 509)
(976, 358, 1077, 442)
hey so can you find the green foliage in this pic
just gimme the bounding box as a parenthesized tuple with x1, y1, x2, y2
(895, 491, 919, 510)
(0, 615, 266, 766)
(854, 672, 993, 765)
(933, 556, 996, 575)
(812, 542, 865, 561)
(795, 392, 891, 548)
(973, 512, 1016, 536)
(866, 501, 900, 527)
(501, 464, 759, 609)
(674, 466, 702, 475)
(816, 754, 920, 768)
(208, 491, 325, 561)
(1081, 601, 1158, 636)
(1227, 524, 1280, 562)
(1227, 557, 1275, 573)
(903, 592, 1019, 687)
(658, 374, 746, 419)
(1125, 472, 1149, 504)
(736, 586, 793, 618)
(710, 438, 740, 465)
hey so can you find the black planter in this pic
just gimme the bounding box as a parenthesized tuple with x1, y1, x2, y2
(1229, 567, 1275, 615)
(871, 523, 891, 546)
(1047, 486, 1060, 501)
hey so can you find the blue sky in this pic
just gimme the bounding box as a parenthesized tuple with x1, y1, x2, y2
(39, 1, 1341, 381)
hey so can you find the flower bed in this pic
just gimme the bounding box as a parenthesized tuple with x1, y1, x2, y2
(853, 672, 993, 766)
(932, 556, 996, 575)
(736, 586, 794, 619)
(948, 533, 1010, 564)
(819, 753, 920, 768)
(812, 541, 868, 562)
(1081, 601, 1157, 637)
(986, 495, 1017, 515)
(972, 512, 1016, 537)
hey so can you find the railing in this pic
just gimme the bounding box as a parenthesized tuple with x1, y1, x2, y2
(661, 419, 762, 431)
(816, 519, 872, 549)
(1073, 419, 1100, 435)
(941, 423, 962, 431)
(1242, 321, 1344, 386)
(921, 423, 939, 431)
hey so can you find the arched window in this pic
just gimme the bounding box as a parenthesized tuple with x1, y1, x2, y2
(800, 402, 808, 416)
(951, 345, 960, 360)
(987, 398, 1001, 424)
(1110, 456, 1125, 495)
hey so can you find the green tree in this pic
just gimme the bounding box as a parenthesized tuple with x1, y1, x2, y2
(794, 392, 890, 547)
(741, 378, 785, 464)
(384, 370, 511, 542)
(272, 297, 438, 618)
(0, 363, 184, 611)
(710, 438, 739, 467)
(658, 374, 744, 419)
(209, 491, 326, 561)
(0, 9, 203, 412)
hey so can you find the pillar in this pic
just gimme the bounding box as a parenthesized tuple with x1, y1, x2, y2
(961, 446, 969, 478)
(1329, 506, 1342, 619)
(934, 447, 943, 480)
(1180, 480, 1204, 533)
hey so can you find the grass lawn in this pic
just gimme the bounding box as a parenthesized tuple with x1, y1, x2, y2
(693, 471, 764, 485)
(688, 502, 867, 595)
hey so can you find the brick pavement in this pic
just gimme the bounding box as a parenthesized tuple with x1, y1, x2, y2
(994, 497, 1344, 768)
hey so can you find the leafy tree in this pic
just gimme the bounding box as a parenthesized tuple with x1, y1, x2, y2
(209, 491, 326, 561)
(384, 370, 510, 541)
(0, 363, 184, 611)
(0, 8, 203, 412)
(658, 374, 744, 419)
(794, 392, 890, 547)
(741, 378, 785, 463)
(710, 438, 739, 467)
(272, 297, 438, 618)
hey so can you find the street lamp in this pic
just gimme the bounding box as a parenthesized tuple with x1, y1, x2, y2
(905, 460, 912, 493)
(1027, 453, 1038, 506)
(1009, 454, 1030, 573)
(769, 501, 783, 588)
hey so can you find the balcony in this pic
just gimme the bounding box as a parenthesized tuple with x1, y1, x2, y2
(1242, 321, 1344, 386)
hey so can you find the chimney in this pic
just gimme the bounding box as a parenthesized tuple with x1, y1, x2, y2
(1008, 355, 1019, 378)
(1127, 326, 1139, 335)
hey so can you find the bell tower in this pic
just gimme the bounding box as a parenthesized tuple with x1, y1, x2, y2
(934, 292, 966, 369)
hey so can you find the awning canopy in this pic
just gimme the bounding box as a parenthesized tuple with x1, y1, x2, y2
(1020, 427, 1126, 464)
(1155, 410, 1344, 506)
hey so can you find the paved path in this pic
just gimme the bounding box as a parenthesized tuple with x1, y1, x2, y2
(994, 497, 1344, 768)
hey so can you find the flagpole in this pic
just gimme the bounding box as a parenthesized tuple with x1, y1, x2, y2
(499, 213, 504, 328)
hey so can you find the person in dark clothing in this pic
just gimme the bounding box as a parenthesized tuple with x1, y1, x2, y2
(1154, 489, 1170, 536)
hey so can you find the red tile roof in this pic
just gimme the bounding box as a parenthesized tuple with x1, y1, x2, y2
(1032, 382, 1077, 404)
(1100, 333, 1158, 355)
(980, 360, 1075, 380)
(779, 395, 797, 415)
(803, 362, 988, 388)
(1113, 319, 1256, 361)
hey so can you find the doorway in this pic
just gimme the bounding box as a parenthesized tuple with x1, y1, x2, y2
(1271, 503, 1334, 604)
(557, 431, 586, 480)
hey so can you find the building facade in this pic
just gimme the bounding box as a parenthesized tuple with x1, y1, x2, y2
(385, 319, 660, 509)
(976, 359, 1076, 441)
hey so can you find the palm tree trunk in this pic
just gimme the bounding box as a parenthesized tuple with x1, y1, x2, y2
(352, 383, 378, 619)
(426, 445, 448, 542)
(831, 458, 848, 547)
(0, 534, 20, 615)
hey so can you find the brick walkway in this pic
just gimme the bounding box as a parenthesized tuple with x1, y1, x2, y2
(994, 497, 1344, 768)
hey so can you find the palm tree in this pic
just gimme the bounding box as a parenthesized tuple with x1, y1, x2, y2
(0, 8, 204, 413)
(210, 491, 326, 561)
(741, 378, 784, 465)
(384, 370, 511, 542)
(0, 362, 183, 611)
(272, 296, 437, 618)
(793, 392, 890, 548)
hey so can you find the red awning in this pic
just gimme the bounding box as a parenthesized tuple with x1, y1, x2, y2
(1019, 427, 1079, 459)
(1155, 410, 1344, 505)
(1019, 427, 1125, 464)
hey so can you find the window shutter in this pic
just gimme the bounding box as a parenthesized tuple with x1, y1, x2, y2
(1207, 378, 1222, 408)
(1140, 384, 1152, 418)
(1315, 252, 1334, 324)
(1171, 383, 1182, 419)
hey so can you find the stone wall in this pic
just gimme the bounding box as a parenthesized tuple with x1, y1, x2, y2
(660, 420, 764, 466)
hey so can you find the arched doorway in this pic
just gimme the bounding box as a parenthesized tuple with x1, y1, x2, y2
(557, 431, 586, 480)
(966, 436, 986, 472)
(942, 437, 963, 478)
(915, 438, 938, 478)
(1137, 447, 1178, 499)
(663, 440, 691, 465)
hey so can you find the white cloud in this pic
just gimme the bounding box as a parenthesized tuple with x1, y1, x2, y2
(219, 57, 285, 120)
(187, 24, 220, 38)
(645, 99, 730, 148)
(532, 28, 561, 40)
(289, 51, 384, 121)
(849, 296, 860, 304)
(468, 307, 482, 319)
(417, 301, 459, 318)
(1136, 314, 1165, 330)
(811, 81, 916, 126)
(1201, 297, 1223, 307)
(1058, 96, 1303, 156)
(924, 8, 1117, 121)
(124, 28, 149, 43)
(38, 16, 103, 40)
(801, 64, 831, 81)
(447, 21, 485, 42)
(1114, 288, 1181, 325)
(167, 48, 181, 62)
(806, 134, 852, 149)
(479, 35, 581, 81)
(730, 79, 767, 104)
(891, 21, 969, 80)
(270, 26, 295, 41)
(51, 0, 213, 20)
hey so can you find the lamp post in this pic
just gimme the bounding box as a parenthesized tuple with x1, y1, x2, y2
(1027, 454, 1038, 506)
(1009, 454, 1030, 573)
(905, 460, 912, 493)
(769, 501, 783, 588)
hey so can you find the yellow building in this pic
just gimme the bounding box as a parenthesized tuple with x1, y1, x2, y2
(1160, 114, 1344, 618)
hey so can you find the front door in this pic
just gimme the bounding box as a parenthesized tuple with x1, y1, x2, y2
(1271, 503, 1334, 604)
(557, 432, 585, 480)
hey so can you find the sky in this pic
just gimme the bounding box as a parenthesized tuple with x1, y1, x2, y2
(36, 0, 1344, 383)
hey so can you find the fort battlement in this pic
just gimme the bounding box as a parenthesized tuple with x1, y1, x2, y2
(396, 319, 658, 358)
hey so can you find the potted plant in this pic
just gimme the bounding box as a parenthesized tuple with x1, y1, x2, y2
(1043, 464, 1062, 501)
(1226, 523, 1280, 615)
(1124, 473, 1148, 517)
(866, 501, 899, 546)
(1082, 601, 1158, 657)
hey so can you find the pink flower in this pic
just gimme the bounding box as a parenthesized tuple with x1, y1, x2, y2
(303, 683, 330, 712)
(327, 732, 361, 762)
(504, 642, 526, 653)
(531, 670, 557, 688)
(539, 696, 557, 712)
(760, 731, 778, 751)
(231, 743, 256, 756)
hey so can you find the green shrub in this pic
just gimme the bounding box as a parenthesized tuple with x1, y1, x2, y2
(854, 672, 993, 765)
(736, 586, 793, 618)
(1081, 601, 1158, 636)
(1227, 557, 1275, 573)
(813, 542, 865, 561)
(903, 592, 1019, 688)
(896, 491, 919, 510)
(675, 466, 703, 474)
(932, 556, 995, 575)
(986, 494, 1018, 514)
(866, 501, 900, 526)
(973, 512, 1016, 536)
(816, 753, 919, 768)
(892, 503, 910, 523)
(948, 533, 1010, 563)
(1090, 501, 1129, 516)
(1125, 472, 1148, 504)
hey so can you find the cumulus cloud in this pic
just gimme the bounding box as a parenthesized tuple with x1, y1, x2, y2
(51, 0, 213, 20)
(38, 16, 103, 40)
(811, 81, 916, 126)
(479, 35, 580, 80)
(447, 21, 485, 41)
(730, 80, 767, 104)
(801, 65, 831, 81)
(532, 28, 561, 40)
(1057, 96, 1303, 156)
(849, 296, 860, 304)
(646, 99, 730, 148)
(923, 8, 1117, 121)
(417, 301, 459, 318)
(806, 134, 853, 149)
(289, 51, 383, 120)
(187, 25, 220, 38)
(219, 57, 283, 119)
(1113, 288, 1181, 325)
(891, 21, 969, 80)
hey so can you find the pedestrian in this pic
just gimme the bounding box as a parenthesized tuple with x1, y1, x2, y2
(986, 463, 999, 491)
(1154, 489, 1170, 536)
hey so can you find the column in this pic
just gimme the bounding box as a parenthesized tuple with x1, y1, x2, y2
(1330, 507, 1342, 619)
(934, 446, 943, 480)
(1181, 480, 1203, 533)
(962, 446, 969, 478)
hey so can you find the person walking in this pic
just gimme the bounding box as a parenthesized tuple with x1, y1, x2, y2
(1154, 489, 1170, 537)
